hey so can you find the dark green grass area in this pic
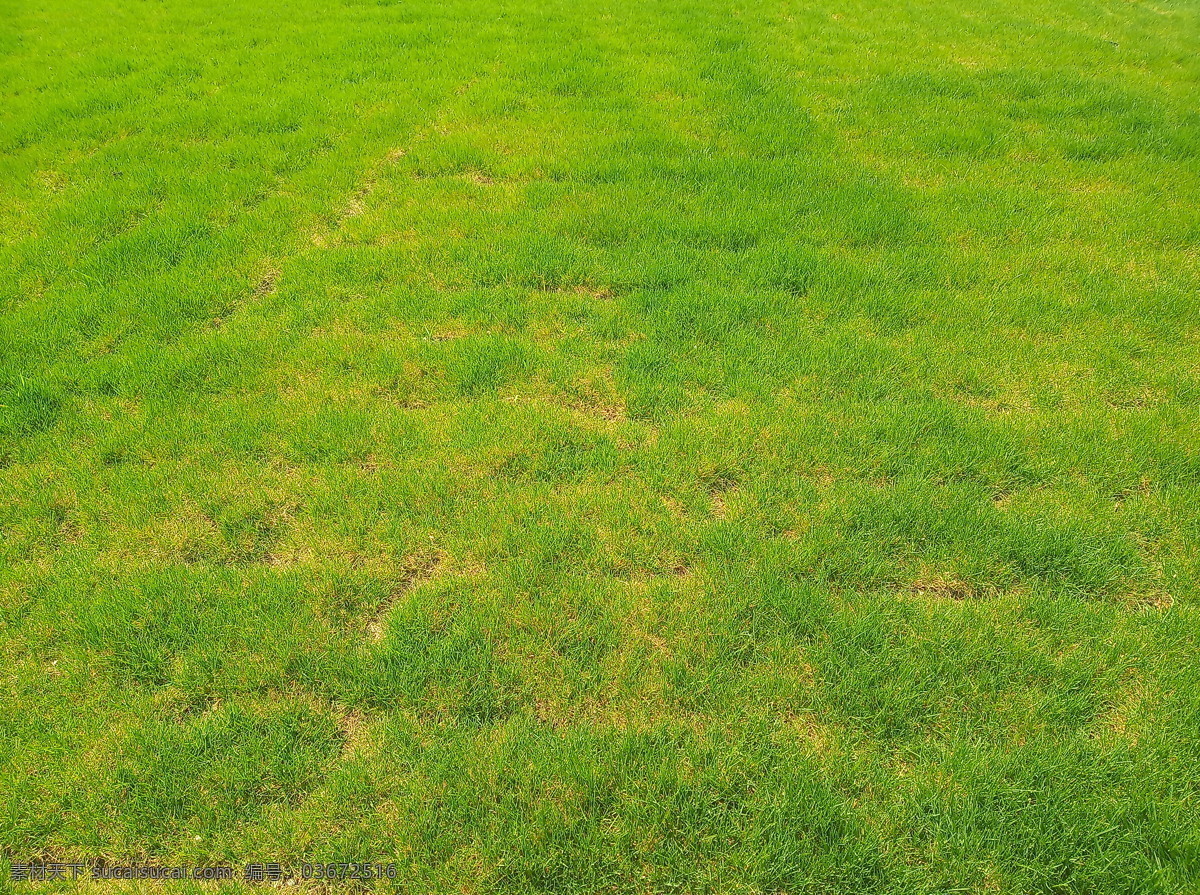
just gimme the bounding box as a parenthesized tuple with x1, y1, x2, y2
(2, 0, 1199, 890)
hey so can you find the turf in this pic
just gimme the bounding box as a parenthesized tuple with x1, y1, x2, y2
(2, 0, 1199, 890)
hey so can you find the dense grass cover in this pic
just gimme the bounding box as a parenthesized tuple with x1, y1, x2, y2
(2, 0, 1199, 890)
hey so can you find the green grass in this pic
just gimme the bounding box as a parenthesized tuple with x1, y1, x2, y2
(2, 0, 1199, 890)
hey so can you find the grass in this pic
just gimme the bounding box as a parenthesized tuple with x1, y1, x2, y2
(1, 0, 1199, 890)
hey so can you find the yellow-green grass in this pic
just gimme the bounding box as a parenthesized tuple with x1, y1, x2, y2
(2, 0, 1199, 890)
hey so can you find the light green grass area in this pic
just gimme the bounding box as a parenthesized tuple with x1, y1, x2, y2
(2, 0, 1199, 890)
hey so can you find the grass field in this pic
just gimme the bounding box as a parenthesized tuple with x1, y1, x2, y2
(2, 0, 1200, 890)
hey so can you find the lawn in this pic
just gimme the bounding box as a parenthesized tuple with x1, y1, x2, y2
(1, 0, 1199, 890)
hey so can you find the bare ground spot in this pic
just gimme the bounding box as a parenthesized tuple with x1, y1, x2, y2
(568, 393, 625, 423)
(661, 495, 686, 519)
(906, 576, 979, 601)
(365, 550, 445, 642)
(711, 490, 732, 520)
(308, 142, 412, 248)
(1113, 476, 1152, 509)
(340, 182, 373, 220)
(254, 689, 378, 761)
(558, 367, 627, 423)
(537, 283, 617, 300)
(429, 324, 469, 342)
(1126, 589, 1173, 611)
(1091, 676, 1149, 746)
(210, 264, 280, 329)
(332, 706, 374, 759)
(781, 711, 839, 756)
(253, 266, 281, 297)
(613, 556, 698, 589)
(572, 397, 625, 422)
(705, 475, 739, 520)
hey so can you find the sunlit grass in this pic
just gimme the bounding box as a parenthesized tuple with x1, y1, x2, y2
(2, 0, 1199, 890)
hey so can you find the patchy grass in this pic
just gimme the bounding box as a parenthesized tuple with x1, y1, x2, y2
(2, 0, 1199, 890)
